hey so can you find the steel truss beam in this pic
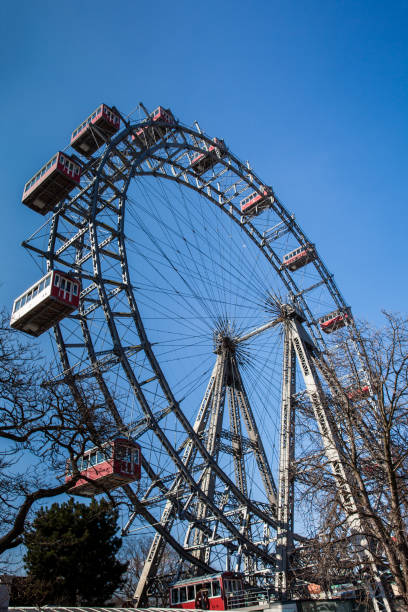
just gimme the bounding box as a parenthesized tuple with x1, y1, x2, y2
(192, 352, 227, 560)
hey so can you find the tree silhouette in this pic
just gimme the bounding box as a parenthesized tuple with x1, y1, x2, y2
(22, 498, 127, 605)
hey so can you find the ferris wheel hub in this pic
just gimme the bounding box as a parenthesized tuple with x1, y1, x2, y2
(213, 332, 237, 355)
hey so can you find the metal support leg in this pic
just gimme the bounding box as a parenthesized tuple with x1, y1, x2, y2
(275, 323, 296, 599)
(193, 351, 227, 560)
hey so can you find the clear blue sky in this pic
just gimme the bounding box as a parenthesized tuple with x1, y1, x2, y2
(1, 0, 407, 326)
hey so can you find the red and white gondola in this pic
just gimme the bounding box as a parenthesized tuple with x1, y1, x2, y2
(70, 103, 121, 156)
(190, 138, 226, 176)
(360, 459, 383, 479)
(282, 244, 316, 271)
(66, 437, 141, 497)
(10, 270, 80, 337)
(22, 152, 81, 215)
(319, 308, 351, 334)
(346, 385, 370, 401)
(132, 106, 174, 147)
(240, 186, 273, 216)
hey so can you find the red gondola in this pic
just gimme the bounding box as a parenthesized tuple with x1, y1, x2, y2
(66, 438, 141, 497)
(319, 309, 351, 334)
(22, 152, 81, 215)
(361, 459, 383, 479)
(133, 106, 174, 147)
(190, 138, 226, 175)
(10, 270, 80, 337)
(240, 186, 273, 215)
(346, 385, 370, 401)
(282, 244, 316, 272)
(170, 573, 247, 611)
(71, 104, 121, 156)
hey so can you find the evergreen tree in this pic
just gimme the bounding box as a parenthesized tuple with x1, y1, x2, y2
(23, 498, 127, 605)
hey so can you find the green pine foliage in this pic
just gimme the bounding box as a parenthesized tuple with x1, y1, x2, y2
(22, 498, 128, 605)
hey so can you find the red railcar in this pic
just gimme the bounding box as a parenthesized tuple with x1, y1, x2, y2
(170, 573, 249, 611)
(346, 385, 370, 401)
(22, 152, 81, 215)
(133, 106, 174, 147)
(282, 244, 316, 272)
(190, 138, 226, 175)
(240, 186, 273, 215)
(10, 270, 80, 337)
(66, 438, 141, 497)
(319, 308, 351, 334)
(71, 104, 120, 155)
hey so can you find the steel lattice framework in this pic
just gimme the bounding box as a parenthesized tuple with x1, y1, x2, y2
(22, 103, 390, 611)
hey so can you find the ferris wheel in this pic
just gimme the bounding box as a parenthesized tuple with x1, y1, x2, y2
(14, 102, 391, 612)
